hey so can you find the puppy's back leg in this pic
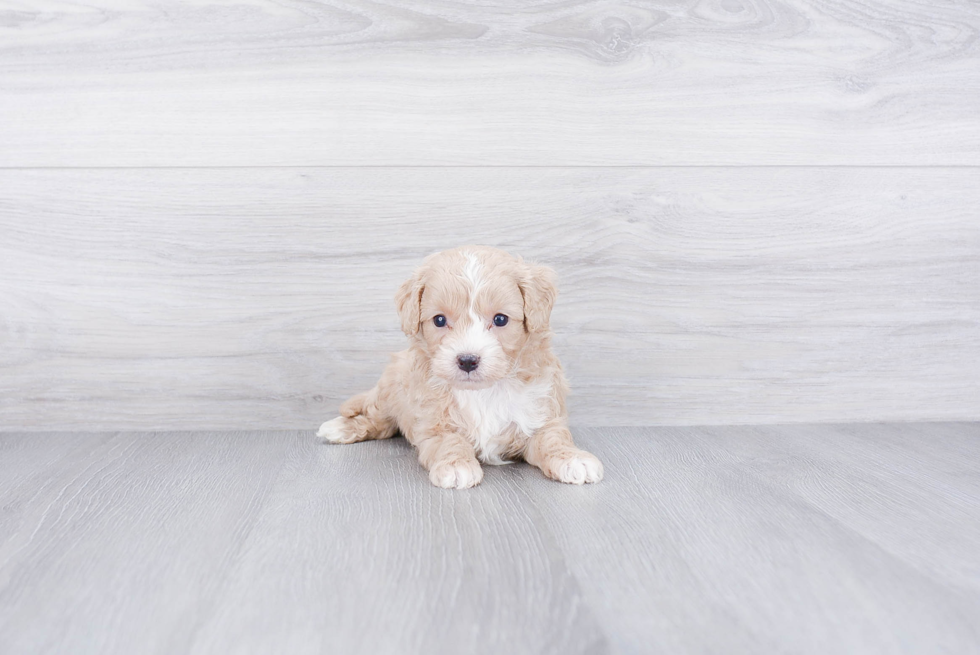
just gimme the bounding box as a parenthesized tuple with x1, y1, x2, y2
(317, 387, 398, 444)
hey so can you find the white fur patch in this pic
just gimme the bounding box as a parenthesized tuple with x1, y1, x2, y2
(459, 306, 494, 352)
(462, 252, 487, 339)
(453, 378, 552, 464)
(462, 252, 484, 296)
(555, 453, 604, 484)
(316, 416, 348, 443)
(429, 458, 484, 489)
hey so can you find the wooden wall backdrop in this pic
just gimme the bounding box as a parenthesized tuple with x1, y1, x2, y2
(1, 0, 978, 430)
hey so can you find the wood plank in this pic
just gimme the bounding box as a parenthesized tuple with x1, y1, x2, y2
(2, 425, 978, 653)
(188, 432, 604, 654)
(530, 425, 980, 653)
(0, 430, 605, 654)
(0, 431, 116, 499)
(1, 0, 978, 166)
(727, 422, 980, 592)
(0, 431, 297, 654)
(1, 167, 977, 430)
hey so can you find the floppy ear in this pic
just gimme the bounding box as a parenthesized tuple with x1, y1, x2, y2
(520, 263, 559, 333)
(394, 269, 425, 337)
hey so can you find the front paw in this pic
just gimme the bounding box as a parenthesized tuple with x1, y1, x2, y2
(429, 458, 484, 489)
(552, 451, 604, 485)
(316, 416, 356, 444)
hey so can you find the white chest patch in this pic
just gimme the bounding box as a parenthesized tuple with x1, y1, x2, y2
(453, 378, 553, 465)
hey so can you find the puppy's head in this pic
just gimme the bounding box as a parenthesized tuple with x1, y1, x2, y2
(395, 246, 557, 389)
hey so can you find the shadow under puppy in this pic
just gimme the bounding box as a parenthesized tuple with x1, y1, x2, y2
(317, 245, 603, 489)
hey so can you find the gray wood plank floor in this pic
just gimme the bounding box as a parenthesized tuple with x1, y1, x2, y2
(2, 423, 978, 654)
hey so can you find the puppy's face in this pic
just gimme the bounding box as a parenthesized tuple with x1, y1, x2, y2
(395, 247, 557, 389)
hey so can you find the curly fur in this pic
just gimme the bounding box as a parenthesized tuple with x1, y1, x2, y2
(317, 246, 603, 489)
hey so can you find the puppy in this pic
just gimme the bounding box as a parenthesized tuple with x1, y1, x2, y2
(316, 246, 603, 489)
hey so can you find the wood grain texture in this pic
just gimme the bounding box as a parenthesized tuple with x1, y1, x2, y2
(530, 424, 980, 653)
(1, 0, 979, 166)
(1, 424, 978, 653)
(0, 430, 296, 654)
(1, 167, 977, 430)
(0, 430, 606, 655)
(188, 432, 604, 655)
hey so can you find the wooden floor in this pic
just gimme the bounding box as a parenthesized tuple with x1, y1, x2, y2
(1, 423, 978, 654)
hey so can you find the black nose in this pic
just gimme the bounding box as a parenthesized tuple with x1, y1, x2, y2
(457, 353, 480, 373)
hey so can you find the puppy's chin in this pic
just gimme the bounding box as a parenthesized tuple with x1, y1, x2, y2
(430, 365, 501, 390)
(451, 374, 498, 390)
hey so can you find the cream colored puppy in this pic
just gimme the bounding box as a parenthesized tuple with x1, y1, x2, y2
(317, 246, 603, 489)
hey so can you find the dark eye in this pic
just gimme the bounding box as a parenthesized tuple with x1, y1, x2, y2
(493, 314, 508, 327)
(433, 315, 447, 328)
